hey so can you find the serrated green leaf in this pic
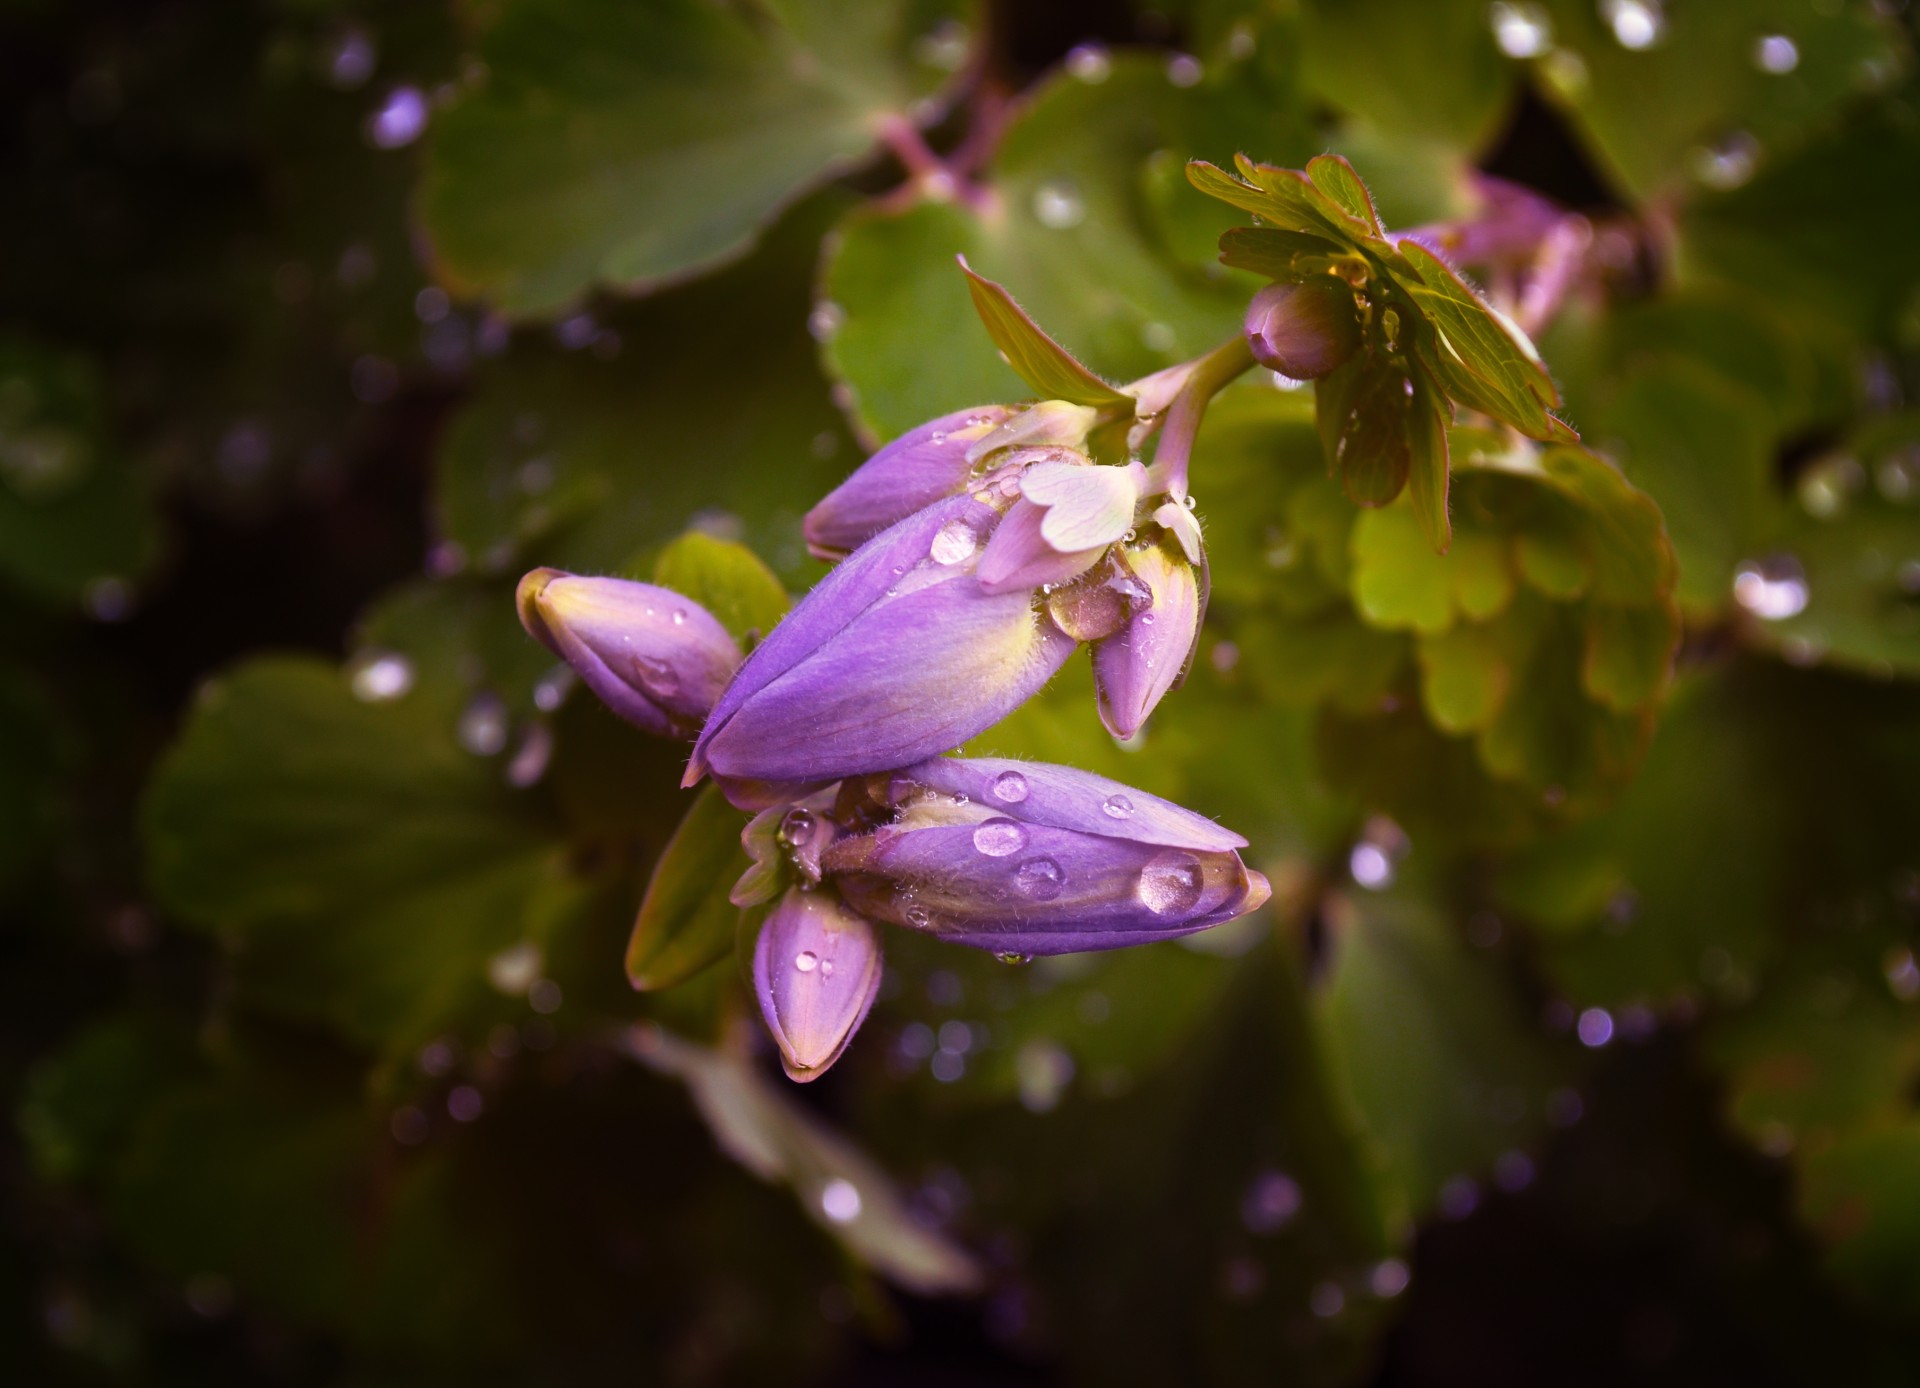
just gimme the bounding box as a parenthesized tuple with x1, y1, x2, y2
(1350, 505, 1454, 634)
(652, 532, 791, 645)
(1406, 364, 1451, 553)
(418, 0, 967, 313)
(1417, 620, 1511, 734)
(1398, 242, 1559, 438)
(1216, 225, 1348, 281)
(1583, 603, 1676, 711)
(1305, 153, 1382, 236)
(627, 784, 748, 992)
(958, 259, 1134, 409)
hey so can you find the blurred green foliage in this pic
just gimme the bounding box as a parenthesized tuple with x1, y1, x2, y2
(7, 0, 1920, 1383)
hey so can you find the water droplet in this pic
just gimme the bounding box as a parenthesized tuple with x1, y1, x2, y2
(1140, 612, 1156, 626)
(930, 517, 980, 565)
(671, 608, 687, 626)
(990, 770, 1030, 803)
(779, 808, 816, 843)
(904, 903, 933, 929)
(1015, 857, 1065, 901)
(1065, 43, 1111, 83)
(973, 819, 1028, 857)
(1166, 53, 1204, 86)
(1577, 1006, 1614, 1047)
(1031, 179, 1086, 230)
(1349, 842, 1394, 890)
(633, 654, 681, 696)
(350, 651, 414, 702)
(820, 959, 835, 977)
(1732, 556, 1809, 621)
(1101, 794, 1133, 820)
(819, 1178, 862, 1223)
(794, 950, 820, 973)
(1241, 1170, 1301, 1233)
(366, 85, 428, 149)
(1489, 2, 1552, 58)
(1140, 320, 1176, 353)
(1370, 1259, 1411, 1298)
(458, 694, 509, 756)
(325, 25, 377, 89)
(1601, 0, 1663, 50)
(808, 302, 845, 342)
(1690, 130, 1760, 190)
(1755, 33, 1798, 74)
(995, 951, 1034, 966)
(1137, 852, 1203, 915)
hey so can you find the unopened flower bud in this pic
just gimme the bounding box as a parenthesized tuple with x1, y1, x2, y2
(516, 569, 740, 738)
(823, 758, 1270, 956)
(1244, 280, 1361, 380)
(803, 405, 1013, 561)
(687, 495, 1076, 795)
(1092, 542, 1203, 738)
(751, 887, 884, 1082)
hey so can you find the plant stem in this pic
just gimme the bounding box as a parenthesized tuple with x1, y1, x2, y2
(1149, 334, 1257, 500)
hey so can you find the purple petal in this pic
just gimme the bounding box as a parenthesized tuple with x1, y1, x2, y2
(890, 756, 1245, 852)
(828, 823, 1269, 956)
(804, 406, 1012, 559)
(752, 888, 883, 1081)
(1092, 544, 1202, 738)
(697, 567, 1076, 785)
(689, 496, 997, 784)
(975, 498, 1104, 595)
(517, 569, 740, 738)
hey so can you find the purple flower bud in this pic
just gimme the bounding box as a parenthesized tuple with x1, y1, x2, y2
(1092, 542, 1203, 738)
(687, 495, 1076, 794)
(823, 758, 1269, 956)
(803, 406, 1014, 560)
(1244, 280, 1361, 381)
(975, 457, 1146, 594)
(516, 568, 741, 738)
(752, 887, 883, 1082)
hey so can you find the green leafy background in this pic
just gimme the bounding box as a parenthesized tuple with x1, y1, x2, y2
(7, 0, 1920, 1383)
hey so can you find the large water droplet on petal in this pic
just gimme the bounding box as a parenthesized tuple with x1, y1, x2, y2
(793, 950, 820, 973)
(990, 770, 1030, 803)
(1137, 851, 1204, 915)
(1101, 793, 1133, 820)
(1015, 857, 1065, 900)
(972, 819, 1028, 857)
(779, 808, 816, 843)
(633, 654, 680, 697)
(930, 517, 980, 565)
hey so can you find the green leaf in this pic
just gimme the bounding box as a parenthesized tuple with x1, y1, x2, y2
(1351, 506, 1455, 634)
(0, 337, 159, 610)
(824, 58, 1293, 438)
(435, 193, 855, 584)
(143, 658, 575, 1052)
(1296, 0, 1512, 153)
(1406, 364, 1451, 553)
(1304, 153, 1383, 237)
(957, 260, 1135, 409)
(633, 1026, 983, 1294)
(1398, 241, 1560, 438)
(419, 0, 969, 314)
(1216, 226, 1348, 281)
(651, 531, 791, 645)
(1314, 889, 1566, 1229)
(1535, 0, 1907, 202)
(627, 784, 749, 992)
(1417, 620, 1511, 734)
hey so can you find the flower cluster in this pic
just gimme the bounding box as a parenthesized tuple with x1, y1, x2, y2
(518, 379, 1285, 1079)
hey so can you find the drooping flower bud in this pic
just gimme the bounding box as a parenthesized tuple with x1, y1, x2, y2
(1092, 540, 1203, 738)
(822, 758, 1270, 956)
(687, 495, 1077, 797)
(751, 887, 884, 1082)
(1244, 280, 1361, 381)
(803, 406, 1013, 561)
(516, 569, 741, 739)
